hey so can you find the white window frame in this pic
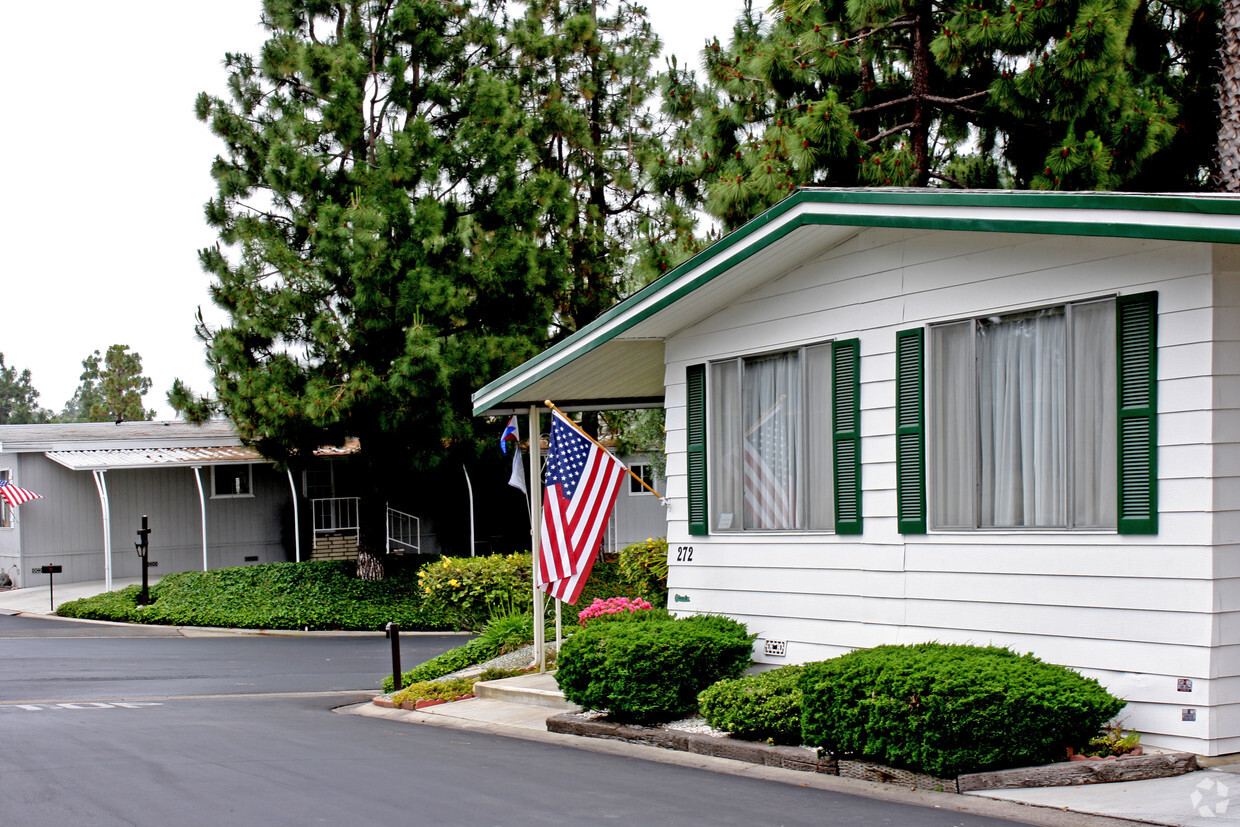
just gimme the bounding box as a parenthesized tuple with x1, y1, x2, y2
(212, 464, 254, 499)
(928, 297, 1117, 531)
(628, 463, 655, 496)
(0, 468, 13, 529)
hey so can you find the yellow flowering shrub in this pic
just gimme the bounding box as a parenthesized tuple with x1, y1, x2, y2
(618, 537, 669, 601)
(417, 553, 533, 631)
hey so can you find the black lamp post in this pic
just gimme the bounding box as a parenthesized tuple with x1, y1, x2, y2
(135, 515, 151, 605)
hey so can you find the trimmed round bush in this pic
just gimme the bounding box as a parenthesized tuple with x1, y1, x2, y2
(556, 613, 755, 724)
(799, 643, 1127, 777)
(699, 664, 805, 745)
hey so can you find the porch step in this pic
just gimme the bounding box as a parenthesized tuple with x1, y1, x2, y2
(472, 670, 580, 712)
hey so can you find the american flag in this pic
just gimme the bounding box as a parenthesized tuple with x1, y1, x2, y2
(743, 400, 796, 528)
(538, 410, 626, 604)
(0, 480, 43, 509)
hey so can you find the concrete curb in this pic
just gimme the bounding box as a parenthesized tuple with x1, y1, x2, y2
(4, 610, 470, 638)
(341, 702, 1149, 827)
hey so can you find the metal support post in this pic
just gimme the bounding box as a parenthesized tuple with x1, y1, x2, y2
(386, 622, 402, 691)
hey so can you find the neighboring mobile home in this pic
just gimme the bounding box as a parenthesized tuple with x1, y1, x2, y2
(473, 189, 1240, 755)
(0, 420, 388, 589)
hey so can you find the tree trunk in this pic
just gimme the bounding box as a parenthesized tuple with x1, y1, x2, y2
(911, 0, 933, 186)
(1218, 0, 1240, 190)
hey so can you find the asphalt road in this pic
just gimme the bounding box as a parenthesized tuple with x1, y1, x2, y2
(0, 614, 1029, 826)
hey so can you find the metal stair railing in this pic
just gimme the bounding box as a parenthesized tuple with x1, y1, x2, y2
(386, 505, 421, 554)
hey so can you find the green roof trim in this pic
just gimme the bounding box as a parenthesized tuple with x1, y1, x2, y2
(473, 189, 1240, 415)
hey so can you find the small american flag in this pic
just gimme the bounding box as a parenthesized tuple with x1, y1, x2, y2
(538, 410, 626, 604)
(0, 480, 43, 509)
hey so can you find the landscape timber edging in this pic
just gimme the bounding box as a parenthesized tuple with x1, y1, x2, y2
(545, 712, 1199, 792)
(545, 712, 834, 774)
(956, 752, 1199, 792)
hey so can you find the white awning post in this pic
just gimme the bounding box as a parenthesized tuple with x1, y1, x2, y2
(287, 470, 301, 562)
(91, 470, 112, 592)
(192, 466, 208, 571)
(463, 465, 475, 557)
(530, 405, 545, 673)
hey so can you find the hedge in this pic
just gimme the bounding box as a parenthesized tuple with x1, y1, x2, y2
(799, 643, 1126, 777)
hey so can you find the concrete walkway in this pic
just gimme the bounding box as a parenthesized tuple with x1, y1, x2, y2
(6, 578, 1240, 825)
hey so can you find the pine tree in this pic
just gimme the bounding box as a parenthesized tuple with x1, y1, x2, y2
(1217, 0, 1240, 189)
(61, 346, 155, 423)
(59, 351, 103, 423)
(508, 0, 701, 330)
(0, 354, 50, 424)
(657, 0, 1186, 230)
(175, 0, 564, 578)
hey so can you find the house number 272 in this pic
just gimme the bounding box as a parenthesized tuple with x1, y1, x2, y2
(676, 546, 694, 562)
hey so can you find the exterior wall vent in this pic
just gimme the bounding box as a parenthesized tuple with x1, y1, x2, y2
(763, 639, 787, 658)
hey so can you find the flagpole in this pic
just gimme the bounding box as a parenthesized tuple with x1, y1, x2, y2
(543, 400, 666, 503)
(529, 405, 546, 673)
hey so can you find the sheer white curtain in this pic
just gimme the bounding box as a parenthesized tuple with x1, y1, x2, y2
(931, 321, 975, 528)
(931, 300, 1117, 530)
(804, 344, 834, 530)
(1071, 300, 1117, 527)
(977, 310, 1066, 527)
(710, 361, 741, 531)
(742, 352, 801, 529)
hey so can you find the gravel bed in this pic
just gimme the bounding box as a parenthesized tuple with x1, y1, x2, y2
(663, 716, 728, 737)
(434, 641, 560, 681)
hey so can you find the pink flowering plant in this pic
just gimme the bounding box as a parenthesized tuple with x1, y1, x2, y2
(577, 596, 653, 626)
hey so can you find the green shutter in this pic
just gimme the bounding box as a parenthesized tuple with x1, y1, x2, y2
(1117, 292, 1158, 534)
(896, 328, 926, 534)
(686, 364, 708, 536)
(832, 339, 862, 534)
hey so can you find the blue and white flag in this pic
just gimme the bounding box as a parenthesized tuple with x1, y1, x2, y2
(501, 416, 527, 494)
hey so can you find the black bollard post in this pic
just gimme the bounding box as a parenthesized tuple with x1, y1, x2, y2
(387, 622, 402, 691)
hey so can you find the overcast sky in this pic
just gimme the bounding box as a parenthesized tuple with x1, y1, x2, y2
(0, 1, 749, 419)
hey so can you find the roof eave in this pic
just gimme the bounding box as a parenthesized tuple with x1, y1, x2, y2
(472, 189, 1240, 416)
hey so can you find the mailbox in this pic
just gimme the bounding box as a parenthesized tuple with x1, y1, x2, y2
(39, 565, 62, 574)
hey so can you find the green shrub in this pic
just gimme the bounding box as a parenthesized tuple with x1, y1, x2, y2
(555, 613, 754, 724)
(618, 537, 669, 602)
(699, 665, 805, 745)
(55, 584, 144, 623)
(799, 643, 1127, 777)
(418, 554, 532, 631)
(55, 560, 448, 631)
(384, 637, 496, 692)
(388, 666, 531, 706)
(477, 610, 539, 655)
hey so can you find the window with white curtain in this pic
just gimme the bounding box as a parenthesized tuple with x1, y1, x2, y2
(930, 298, 1117, 529)
(710, 344, 834, 531)
(0, 469, 11, 529)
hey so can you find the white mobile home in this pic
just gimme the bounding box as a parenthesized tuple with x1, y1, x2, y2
(473, 189, 1240, 756)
